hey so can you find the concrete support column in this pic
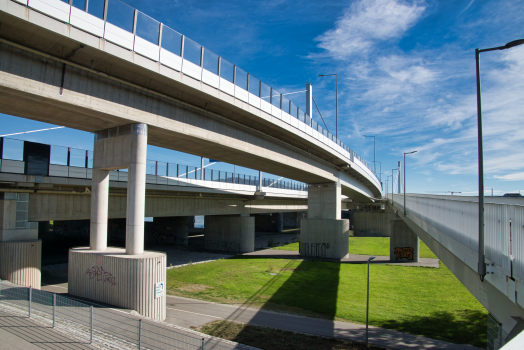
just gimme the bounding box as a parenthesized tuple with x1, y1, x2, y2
(204, 215, 254, 253)
(126, 149, 147, 255)
(146, 217, 188, 247)
(390, 219, 419, 262)
(90, 169, 109, 250)
(300, 181, 349, 260)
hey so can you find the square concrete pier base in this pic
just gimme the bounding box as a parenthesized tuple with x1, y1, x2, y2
(68, 248, 166, 320)
(204, 216, 254, 253)
(299, 219, 350, 260)
(390, 220, 419, 262)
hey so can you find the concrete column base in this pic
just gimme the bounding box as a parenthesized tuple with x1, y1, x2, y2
(299, 219, 350, 260)
(204, 216, 254, 253)
(68, 247, 166, 321)
(390, 220, 419, 262)
(0, 240, 41, 288)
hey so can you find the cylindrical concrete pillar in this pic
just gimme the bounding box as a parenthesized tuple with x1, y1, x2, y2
(275, 212, 284, 233)
(0, 240, 42, 288)
(126, 125, 147, 255)
(90, 169, 110, 250)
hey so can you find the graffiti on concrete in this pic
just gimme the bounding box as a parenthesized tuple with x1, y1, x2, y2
(394, 247, 414, 260)
(86, 266, 117, 286)
(300, 243, 330, 258)
(205, 240, 241, 252)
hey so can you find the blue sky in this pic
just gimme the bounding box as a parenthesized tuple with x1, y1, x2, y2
(2, 0, 524, 195)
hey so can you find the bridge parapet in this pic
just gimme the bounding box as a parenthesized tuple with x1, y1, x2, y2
(389, 193, 524, 343)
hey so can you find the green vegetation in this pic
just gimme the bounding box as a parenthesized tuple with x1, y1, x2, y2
(166, 237, 487, 347)
(272, 237, 438, 259)
(197, 320, 386, 350)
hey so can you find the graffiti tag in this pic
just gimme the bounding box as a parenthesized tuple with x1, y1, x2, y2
(394, 247, 414, 260)
(205, 240, 241, 252)
(86, 266, 117, 286)
(300, 243, 330, 258)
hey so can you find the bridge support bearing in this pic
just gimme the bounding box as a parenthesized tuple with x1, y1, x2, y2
(299, 219, 350, 260)
(390, 219, 419, 263)
(204, 215, 254, 253)
(69, 247, 166, 321)
(0, 193, 41, 288)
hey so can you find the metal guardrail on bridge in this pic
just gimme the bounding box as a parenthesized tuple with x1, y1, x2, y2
(0, 136, 308, 192)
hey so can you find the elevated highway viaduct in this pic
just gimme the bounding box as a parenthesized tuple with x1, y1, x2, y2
(0, 0, 381, 320)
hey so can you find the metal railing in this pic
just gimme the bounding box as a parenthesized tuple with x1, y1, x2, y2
(0, 136, 308, 191)
(0, 278, 237, 350)
(8, 0, 380, 188)
(487, 314, 507, 350)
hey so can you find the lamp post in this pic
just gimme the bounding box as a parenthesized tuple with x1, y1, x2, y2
(403, 151, 417, 216)
(363, 135, 376, 174)
(366, 256, 375, 348)
(475, 38, 524, 282)
(318, 74, 338, 139)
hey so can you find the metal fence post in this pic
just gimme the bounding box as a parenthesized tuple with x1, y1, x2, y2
(0, 278, 2, 296)
(201, 337, 205, 350)
(90, 305, 93, 344)
(28, 286, 32, 317)
(139, 319, 142, 350)
(53, 294, 56, 327)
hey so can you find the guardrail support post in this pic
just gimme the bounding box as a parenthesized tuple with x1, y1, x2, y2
(139, 319, 142, 349)
(28, 286, 32, 317)
(201, 337, 205, 350)
(90, 305, 93, 344)
(53, 294, 56, 327)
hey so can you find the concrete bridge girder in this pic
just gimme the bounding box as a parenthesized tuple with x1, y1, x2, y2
(0, 0, 380, 201)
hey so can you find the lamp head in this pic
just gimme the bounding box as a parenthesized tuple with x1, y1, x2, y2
(368, 256, 375, 261)
(504, 39, 524, 49)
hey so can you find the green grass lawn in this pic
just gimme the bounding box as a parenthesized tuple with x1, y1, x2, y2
(272, 237, 438, 259)
(167, 238, 487, 347)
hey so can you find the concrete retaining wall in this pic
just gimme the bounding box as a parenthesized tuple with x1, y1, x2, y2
(0, 240, 41, 288)
(68, 247, 166, 320)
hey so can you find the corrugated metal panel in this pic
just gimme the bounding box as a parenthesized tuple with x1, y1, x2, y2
(513, 206, 524, 282)
(485, 204, 511, 275)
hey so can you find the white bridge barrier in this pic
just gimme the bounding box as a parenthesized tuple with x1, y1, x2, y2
(391, 194, 520, 282)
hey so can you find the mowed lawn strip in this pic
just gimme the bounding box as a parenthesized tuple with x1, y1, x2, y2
(166, 238, 486, 347)
(197, 320, 387, 350)
(272, 237, 438, 259)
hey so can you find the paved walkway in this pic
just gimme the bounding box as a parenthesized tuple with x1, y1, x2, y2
(41, 278, 478, 350)
(0, 309, 93, 350)
(244, 249, 440, 268)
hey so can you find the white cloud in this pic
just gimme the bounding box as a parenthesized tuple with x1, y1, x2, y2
(494, 173, 524, 181)
(315, 0, 426, 59)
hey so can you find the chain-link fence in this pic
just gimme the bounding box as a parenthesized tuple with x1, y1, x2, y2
(487, 313, 507, 350)
(0, 279, 242, 350)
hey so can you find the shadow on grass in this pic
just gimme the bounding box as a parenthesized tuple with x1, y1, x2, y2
(203, 257, 342, 343)
(377, 309, 487, 348)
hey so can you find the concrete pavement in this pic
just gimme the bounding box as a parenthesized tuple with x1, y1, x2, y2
(0, 309, 93, 350)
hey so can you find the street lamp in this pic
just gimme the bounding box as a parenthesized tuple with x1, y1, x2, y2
(403, 151, 417, 216)
(318, 74, 338, 139)
(475, 38, 524, 281)
(363, 135, 376, 174)
(366, 256, 376, 348)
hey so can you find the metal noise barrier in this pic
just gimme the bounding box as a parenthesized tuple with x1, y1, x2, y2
(0, 278, 234, 349)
